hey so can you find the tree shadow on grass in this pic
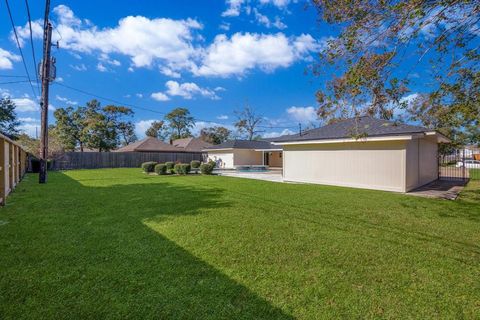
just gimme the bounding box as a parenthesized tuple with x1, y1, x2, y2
(0, 172, 293, 319)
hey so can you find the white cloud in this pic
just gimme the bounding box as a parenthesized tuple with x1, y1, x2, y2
(0, 48, 21, 70)
(219, 22, 231, 31)
(222, 0, 292, 18)
(20, 5, 204, 74)
(19, 117, 37, 123)
(195, 32, 318, 77)
(259, 0, 292, 8)
(262, 128, 295, 138)
(96, 63, 107, 72)
(253, 9, 287, 29)
(286, 106, 317, 123)
(164, 80, 219, 100)
(12, 97, 38, 112)
(217, 115, 229, 120)
(135, 119, 157, 138)
(70, 63, 87, 71)
(19, 123, 39, 137)
(151, 92, 170, 101)
(222, 0, 245, 17)
(136, 93, 143, 98)
(14, 5, 318, 78)
(55, 95, 78, 105)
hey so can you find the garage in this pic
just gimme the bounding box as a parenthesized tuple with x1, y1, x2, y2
(272, 116, 449, 192)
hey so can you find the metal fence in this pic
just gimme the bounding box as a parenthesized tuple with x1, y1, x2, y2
(50, 151, 205, 170)
(438, 147, 480, 180)
(0, 133, 29, 206)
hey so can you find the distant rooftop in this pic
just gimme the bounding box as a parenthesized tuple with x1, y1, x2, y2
(205, 139, 278, 150)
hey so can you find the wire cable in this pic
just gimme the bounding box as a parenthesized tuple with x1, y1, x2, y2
(53, 81, 298, 130)
(24, 0, 41, 94)
(4, 0, 39, 100)
(0, 79, 38, 85)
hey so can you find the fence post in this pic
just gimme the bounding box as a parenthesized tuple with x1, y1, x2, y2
(462, 148, 466, 180)
(0, 139, 5, 206)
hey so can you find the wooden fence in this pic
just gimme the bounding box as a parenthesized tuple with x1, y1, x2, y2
(50, 151, 205, 170)
(0, 133, 29, 206)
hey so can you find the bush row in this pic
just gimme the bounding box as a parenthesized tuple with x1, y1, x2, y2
(141, 160, 214, 175)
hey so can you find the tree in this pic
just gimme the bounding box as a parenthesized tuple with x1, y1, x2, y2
(16, 126, 65, 159)
(54, 106, 86, 151)
(165, 108, 195, 140)
(311, 0, 480, 143)
(0, 97, 20, 138)
(54, 100, 136, 151)
(200, 126, 231, 144)
(145, 120, 167, 139)
(102, 105, 136, 147)
(234, 106, 263, 140)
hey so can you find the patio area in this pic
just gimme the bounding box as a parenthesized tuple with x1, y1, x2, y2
(215, 169, 283, 183)
(407, 179, 467, 200)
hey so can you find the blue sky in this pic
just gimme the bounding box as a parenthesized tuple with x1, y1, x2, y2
(0, 0, 439, 139)
(0, 1, 334, 138)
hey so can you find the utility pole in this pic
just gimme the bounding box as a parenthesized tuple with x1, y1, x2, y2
(39, 0, 52, 183)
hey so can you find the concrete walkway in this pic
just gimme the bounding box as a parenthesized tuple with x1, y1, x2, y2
(407, 179, 467, 200)
(216, 170, 283, 183)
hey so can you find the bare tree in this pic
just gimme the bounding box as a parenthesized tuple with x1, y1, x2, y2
(234, 106, 263, 140)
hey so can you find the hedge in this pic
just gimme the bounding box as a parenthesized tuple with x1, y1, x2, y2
(200, 162, 215, 175)
(141, 161, 157, 173)
(165, 161, 175, 174)
(154, 163, 167, 175)
(174, 163, 191, 175)
(190, 160, 201, 169)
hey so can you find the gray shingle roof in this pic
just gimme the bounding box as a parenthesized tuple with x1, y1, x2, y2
(205, 140, 277, 150)
(272, 116, 431, 143)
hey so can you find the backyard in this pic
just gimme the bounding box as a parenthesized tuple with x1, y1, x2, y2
(0, 168, 479, 319)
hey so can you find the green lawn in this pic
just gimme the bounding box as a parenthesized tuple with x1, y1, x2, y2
(0, 169, 479, 319)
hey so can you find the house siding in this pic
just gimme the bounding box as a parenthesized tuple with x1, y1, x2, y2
(283, 140, 408, 192)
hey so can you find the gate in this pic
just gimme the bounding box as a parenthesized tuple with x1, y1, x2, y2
(438, 147, 480, 180)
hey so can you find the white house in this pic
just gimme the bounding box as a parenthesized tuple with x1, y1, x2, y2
(204, 140, 282, 169)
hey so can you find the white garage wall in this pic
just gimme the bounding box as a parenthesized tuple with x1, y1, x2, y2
(207, 151, 234, 169)
(283, 141, 407, 192)
(406, 137, 438, 191)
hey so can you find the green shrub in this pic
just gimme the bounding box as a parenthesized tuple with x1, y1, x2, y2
(174, 163, 191, 175)
(164, 161, 174, 174)
(200, 161, 215, 175)
(190, 160, 201, 169)
(154, 163, 167, 175)
(141, 161, 157, 173)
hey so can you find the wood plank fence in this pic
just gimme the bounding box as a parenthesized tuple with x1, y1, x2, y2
(0, 133, 29, 206)
(50, 151, 205, 170)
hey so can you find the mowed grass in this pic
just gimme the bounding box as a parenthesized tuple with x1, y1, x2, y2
(0, 169, 479, 319)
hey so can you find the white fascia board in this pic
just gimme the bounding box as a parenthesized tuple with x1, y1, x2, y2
(271, 135, 414, 146)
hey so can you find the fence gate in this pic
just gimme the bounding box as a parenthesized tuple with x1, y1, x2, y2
(438, 148, 480, 181)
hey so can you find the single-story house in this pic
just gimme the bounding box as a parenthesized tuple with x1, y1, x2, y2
(272, 116, 449, 193)
(204, 140, 282, 169)
(114, 137, 212, 153)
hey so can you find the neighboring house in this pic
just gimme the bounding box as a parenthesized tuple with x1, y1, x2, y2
(114, 137, 185, 153)
(172, 137, 213, 153)
(204, 140, 282, 169)
(114, 137, 212, 154)
(272, 116, 449, 193)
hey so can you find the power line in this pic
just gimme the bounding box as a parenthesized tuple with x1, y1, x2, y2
(0, 79, 38, 85)
(4, 0, 39, 100)
(53, 81, 298, 130)
(24, 0, 41, 95)
(0, 74, 28, 78)
(54, 82, 168, 116)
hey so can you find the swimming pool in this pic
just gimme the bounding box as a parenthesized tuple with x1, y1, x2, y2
(236, 165, 269, 172)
